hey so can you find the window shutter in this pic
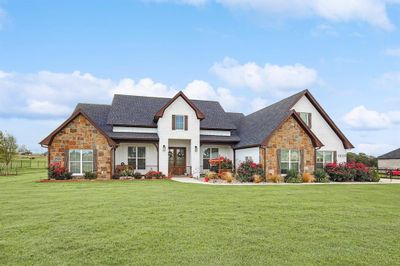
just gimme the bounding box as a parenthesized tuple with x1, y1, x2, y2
(307, 113, 312, 128)
(300, 149, 305, 173)
(93, 149, 98, 174)
(184, 115, 188, 131)
(333, 151, 337, 163)
(64, 149, 69, 171)
(172, 115, 176, 130)
(277, 149, 281, 175)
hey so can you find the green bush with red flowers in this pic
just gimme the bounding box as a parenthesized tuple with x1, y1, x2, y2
(48, 162, 73, 180)
(325, 162, 378, 182)
(144, 170, 166, 179)
(236, 159, 264, 183)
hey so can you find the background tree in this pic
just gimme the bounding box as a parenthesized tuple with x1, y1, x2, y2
(347, 152, 377, 167)
(0, 131, 18, 175)
(18, 144, 32, 155)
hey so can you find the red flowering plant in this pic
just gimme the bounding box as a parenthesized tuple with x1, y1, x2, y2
(325, 162, 372, 182)
(48, 162, 72, 180)
(236, 159, 264, 182)
(144, 170, 165, 179)
(209, 156, 233, 174)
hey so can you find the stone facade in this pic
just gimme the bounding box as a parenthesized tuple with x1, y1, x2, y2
(261, 116, 315, 176)
(48, 114, 112, 179)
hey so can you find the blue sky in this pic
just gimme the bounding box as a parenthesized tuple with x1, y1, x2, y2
(1, 0, 400, 155)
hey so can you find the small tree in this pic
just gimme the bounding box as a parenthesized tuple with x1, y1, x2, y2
(18, 144, 32, 155)
(0, 131, 18, 175)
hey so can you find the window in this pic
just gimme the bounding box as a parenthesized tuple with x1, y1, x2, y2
(299, 112, 311, 127)
(280, 149, 300, 175)
(316, 151, 335, 169)
(173, 115, 187, 130)
(128, 146, 146, 170)
(202, 147, 219, 169)
(69, 149, 93, 175)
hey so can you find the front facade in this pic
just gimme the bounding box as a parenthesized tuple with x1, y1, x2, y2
(40, 90, 354, 179)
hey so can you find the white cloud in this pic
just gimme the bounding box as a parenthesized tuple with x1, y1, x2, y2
(0, 70, 243, 119)
(183, 80, 243, 111)
(343, 105, 400, 130)
(354, 143, 396, 156)
(384, 48, 400, 57)
(152, 0, 398, 30)
(250, 97, 268, 112)
(210, 57, 317, 96)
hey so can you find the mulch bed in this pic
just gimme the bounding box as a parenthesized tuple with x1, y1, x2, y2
(37, 178, 171, 183)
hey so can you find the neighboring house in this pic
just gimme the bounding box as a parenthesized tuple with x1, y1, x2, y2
(378, 148, 400, 169)
(40, 89, 354, 179)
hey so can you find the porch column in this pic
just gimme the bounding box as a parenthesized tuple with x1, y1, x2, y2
(190, 137, 200, 178)
(159, 137, 169, 176)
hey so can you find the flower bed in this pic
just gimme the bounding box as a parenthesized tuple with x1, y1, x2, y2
(325, 162, 379, 182)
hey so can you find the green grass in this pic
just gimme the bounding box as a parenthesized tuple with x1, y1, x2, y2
(1, 170, 400, 265)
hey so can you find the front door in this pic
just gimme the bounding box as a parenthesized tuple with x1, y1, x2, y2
(168, 147, 186, 175)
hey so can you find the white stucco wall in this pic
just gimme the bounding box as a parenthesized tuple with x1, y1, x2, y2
(378, 159, 400, 169)
(292, 96, 348, 163)
(235, 147, 260, 168)
(157, 96, 201, 177)
(200, 130, 231, 136)
(115, 142, 158, 174)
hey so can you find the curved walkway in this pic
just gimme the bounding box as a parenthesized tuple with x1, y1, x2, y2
(171, 177, 400, 186)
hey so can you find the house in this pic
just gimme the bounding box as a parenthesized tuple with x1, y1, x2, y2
(378, 148, 400, 169)
(40, 89, 354, 179)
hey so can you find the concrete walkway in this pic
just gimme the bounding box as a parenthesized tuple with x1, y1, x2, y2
(171, 177, 400, 186)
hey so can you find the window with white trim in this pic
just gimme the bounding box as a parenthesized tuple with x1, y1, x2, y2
(202, 147, 219, 169)
(299, 112, 311, 127)
(69, 149, 93, 175)
(316, 151, 334, 169)
(280, 149, 300, 175)
(175, 115, 185, 130)
(128, 146, 146, 170)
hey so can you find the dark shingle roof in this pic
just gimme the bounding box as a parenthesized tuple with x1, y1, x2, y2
(378, 148, 400, 159)
(234, 91, 305, 148)
(200, 133, 241, 143)
(76, 103, 160, 141)
(106, 94, 236, 130)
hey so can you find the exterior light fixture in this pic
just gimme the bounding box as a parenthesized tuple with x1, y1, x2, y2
(195, 146, 198, 152)
(163, 145, 166, 152)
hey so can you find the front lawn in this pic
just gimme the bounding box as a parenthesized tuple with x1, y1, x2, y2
(1, 170, 400, 265)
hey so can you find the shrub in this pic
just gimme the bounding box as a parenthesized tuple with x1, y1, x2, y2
(220, 171, 232, 181)
(48, 162, 72, 180)
(325, 162, 373, 182)
(112, 174, 121, 180)
(370, 168, 380, 182)
(253, 174, 262, 183)
(205, 171, 218, 180)
(284, 169, 299, 183)
(236, 159, 264, 183)
(302, 172, 315, 183)
(267, 174, 283, 183)
(225, 173, 233, 183)
(144, 171, 165, 179)
(133, 172, 142, 179)
(84, 172, 97, 179)
(314, 169, 329, 183)
(120, 168, 133, 177)
(209, 156, 233, 171)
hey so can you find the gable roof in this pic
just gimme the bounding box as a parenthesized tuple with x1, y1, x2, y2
(234, 89, 353, 149)
(298, 90, 354, 149)
(107, 94, 237, 130)
(39, 105, 116, 147)
(378, 148, 400, 159)
(234, 91, 322, 148)
(154, 91, 205, 121)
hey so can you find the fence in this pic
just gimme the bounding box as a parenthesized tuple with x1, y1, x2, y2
(7, 159, 48, 169)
